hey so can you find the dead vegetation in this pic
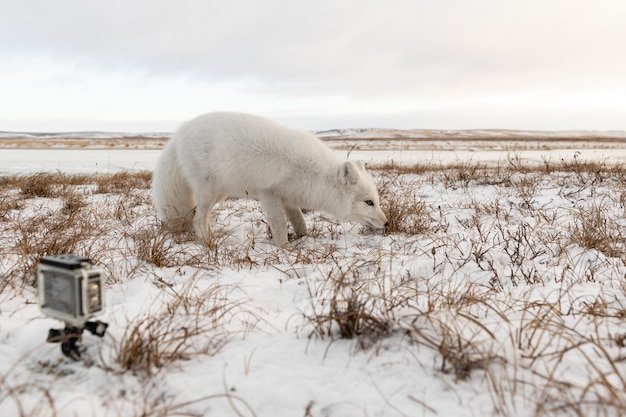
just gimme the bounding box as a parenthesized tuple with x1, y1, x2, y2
(111, 277, 242, 378)
(0, 136, 169, 149)
(1, 156, 626, 416)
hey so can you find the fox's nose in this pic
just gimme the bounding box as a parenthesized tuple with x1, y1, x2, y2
(384, 222, 389, 228)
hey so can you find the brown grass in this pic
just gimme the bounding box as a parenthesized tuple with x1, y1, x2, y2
(112, 276, 239, 377)
(303, 263, 393, 349)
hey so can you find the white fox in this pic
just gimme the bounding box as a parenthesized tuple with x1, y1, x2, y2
(151, 112, 388, 246)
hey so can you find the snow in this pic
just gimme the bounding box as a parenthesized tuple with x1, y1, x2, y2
(0, 149, 160, 173)
(1, 142, 626, 416)
(3, 147, 626, 175)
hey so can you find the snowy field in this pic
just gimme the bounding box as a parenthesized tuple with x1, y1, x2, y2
(3, 147, 626, 175)
(1, 137, 626, 416)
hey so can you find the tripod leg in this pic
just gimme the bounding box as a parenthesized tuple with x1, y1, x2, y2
(84, 320, 108, 337)
(61, 337, 82, 360)
(59, 326, 83, 360)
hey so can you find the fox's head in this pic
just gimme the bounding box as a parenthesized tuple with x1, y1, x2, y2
(339, 160, 388, 230)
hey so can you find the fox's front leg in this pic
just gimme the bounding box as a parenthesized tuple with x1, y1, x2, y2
(259, 195, 289, 247)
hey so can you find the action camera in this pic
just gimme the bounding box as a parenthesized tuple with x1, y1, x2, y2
(37, 254, 108, 360)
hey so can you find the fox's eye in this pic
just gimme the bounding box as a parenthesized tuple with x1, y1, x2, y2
(365, 200, 374, 206)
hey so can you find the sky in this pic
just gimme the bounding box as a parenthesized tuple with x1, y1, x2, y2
(1, 0, 625, 132)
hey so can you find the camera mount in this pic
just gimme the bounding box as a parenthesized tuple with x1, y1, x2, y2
(46, 320, 108, 360)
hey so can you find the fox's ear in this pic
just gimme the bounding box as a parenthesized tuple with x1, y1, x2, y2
(353, 160, 366, 171)
(341, 161, 359, 185)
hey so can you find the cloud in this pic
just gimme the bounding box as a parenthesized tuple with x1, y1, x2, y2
(1, 0, 626, 130)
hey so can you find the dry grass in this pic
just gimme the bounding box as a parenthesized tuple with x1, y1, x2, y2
(303, 262, 394, 349)
(111, 276, 241, 378)
(0, 136, 169, 149)
(377, 171, 434, 234)
(95, 171, 152, 194)
(570, 202, 625, 259)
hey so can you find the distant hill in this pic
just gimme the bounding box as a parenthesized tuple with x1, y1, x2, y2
(0, 131, 171, 140)
(315, 128, 626, 141)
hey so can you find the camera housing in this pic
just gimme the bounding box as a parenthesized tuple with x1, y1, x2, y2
(37, 254, 105, 327)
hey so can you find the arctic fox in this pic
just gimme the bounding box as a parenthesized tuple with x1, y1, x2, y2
(151, 112, 388, 247)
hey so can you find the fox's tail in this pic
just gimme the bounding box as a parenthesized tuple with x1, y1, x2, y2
(151, 140, 195, 222)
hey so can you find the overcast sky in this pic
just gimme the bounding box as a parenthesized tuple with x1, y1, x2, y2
(1, 0, 625, 132)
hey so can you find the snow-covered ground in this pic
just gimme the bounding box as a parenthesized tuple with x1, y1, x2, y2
(1, 141, 626, 416)
(2, 146, 626, 175)
(0, 149, 159, 174)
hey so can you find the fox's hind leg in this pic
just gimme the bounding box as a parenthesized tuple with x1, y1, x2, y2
(151, 140, 196, 231)
(284, 205, 307, 238)
(191, 186, 222, 243)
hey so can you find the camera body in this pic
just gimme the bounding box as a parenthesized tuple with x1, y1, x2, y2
(37, 254, 105, 327)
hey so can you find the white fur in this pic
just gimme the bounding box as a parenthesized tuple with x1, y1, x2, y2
(152, 112, 388, 246)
